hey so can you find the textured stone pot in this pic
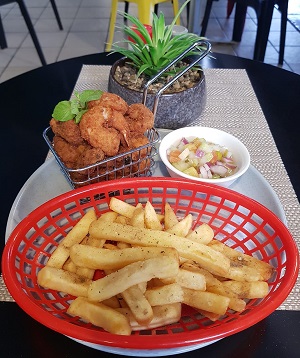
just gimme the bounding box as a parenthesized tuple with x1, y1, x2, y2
(108, 58, 207, 130)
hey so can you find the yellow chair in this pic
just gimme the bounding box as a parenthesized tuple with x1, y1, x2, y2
(106, 0, 180, 51)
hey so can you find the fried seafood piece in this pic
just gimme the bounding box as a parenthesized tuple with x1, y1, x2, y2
(125, 103, 154, 134)
(77, 147, 105, 172)
(88, 92, 128, 115)
(52, 135, 87, 168)
(130, 135, 151, 174)
(79, 105, 130, 156)
(69, 147, 106, 186)
(129, 135, 150, 159)
(118, 135, 151, 175)
(50, 118, 84, 146)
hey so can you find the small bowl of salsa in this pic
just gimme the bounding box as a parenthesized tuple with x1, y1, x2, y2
(159, 127, 250, 187)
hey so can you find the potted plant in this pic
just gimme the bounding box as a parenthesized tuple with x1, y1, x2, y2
(108, 0, 211, 129)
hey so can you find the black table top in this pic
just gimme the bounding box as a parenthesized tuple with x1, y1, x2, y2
(1, 52, 300, 357)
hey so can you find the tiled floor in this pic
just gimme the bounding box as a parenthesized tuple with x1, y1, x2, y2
(0, 0, 300, 83)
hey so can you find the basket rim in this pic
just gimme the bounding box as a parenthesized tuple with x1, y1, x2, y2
(2, 177, 299, 350)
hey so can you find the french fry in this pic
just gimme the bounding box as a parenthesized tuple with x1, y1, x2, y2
(67, 297, 131, 335)
(37, 266, 91, 297)
(88, 256, 179, 302)
(196, 309, 221, 322)
(145, 283, 183, 306)
(130, 206, 145, 228)
(84, 235, 105, 248)
(183, 288, 230, 315)
(166, 214, 193, 237)
(186, 223, 214, 245)
(121, 285, 153, 325)
(61, 209, 97, 248)
(109, 197, 136, 218)
(101, 296, 121, 309)
(76, 266, 95, 280)
(115, 215, 131, 225)
(46, 209, 97, 269)
(164, 202, 179, 230)
(208, 240, 274, 281)
(89, 221, 230, 277)
(144, 201, 163, 230)
(163, 267, 206, 291)
(47, 245, 70, 269)
(117, 303, 181, 331)
(181, 263, 246, 312)
(97, 211, 118, 222)
(70, 244, 178, 270)
(221, 280, 269, 299)
(62, 257, 77, 273)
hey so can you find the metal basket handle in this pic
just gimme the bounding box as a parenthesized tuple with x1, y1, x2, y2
(142, 39, 211, 118)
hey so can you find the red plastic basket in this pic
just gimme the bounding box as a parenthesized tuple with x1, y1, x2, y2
(2, 177, 299, 351)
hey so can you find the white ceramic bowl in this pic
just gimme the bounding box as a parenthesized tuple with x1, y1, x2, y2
(159, 127, 250, 187)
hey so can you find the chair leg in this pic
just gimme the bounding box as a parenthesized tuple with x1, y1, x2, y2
(278, 1, 288, 65)
(49, 0, 63, 30)
(171, 0, 180, 25)
(17, 0, 47, 66)
(106, 0, 119, 51)
(253, 0, 274, 62)
(200, 0, 214, 37)
(186, 1, 190, 24)
(0, 15, 8, 49)
(124, 1, 129, 24)
(232, 3, 247, 42)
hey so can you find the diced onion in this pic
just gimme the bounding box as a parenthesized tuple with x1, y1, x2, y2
(178, 148, 190, 160)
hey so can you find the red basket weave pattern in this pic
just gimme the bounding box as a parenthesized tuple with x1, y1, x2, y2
(2, 177, 299, 350)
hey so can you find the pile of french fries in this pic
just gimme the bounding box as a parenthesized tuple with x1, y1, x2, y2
(37, 197, 275, 336)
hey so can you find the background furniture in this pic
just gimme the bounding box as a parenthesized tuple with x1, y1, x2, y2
(0, 52, 300, 357)
(0, 0, 63, 66)
(106, 0, 180, 51)
(200, 0, 288, 65)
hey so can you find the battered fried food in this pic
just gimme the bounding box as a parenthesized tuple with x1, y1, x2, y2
(88, 92, 128, 115)
(53, 136, 84, 168)
(125, 103, 154, 134)
(50, 118, 84, 146)
(79, 106, 124, 156)
(77, 147, 105, 173)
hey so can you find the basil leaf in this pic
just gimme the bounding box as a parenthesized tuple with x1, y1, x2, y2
(52, 101, 74, 122)
(75, 109, 88, 124)
(70, 99, 80, 115)
(79, 90, 103, 105)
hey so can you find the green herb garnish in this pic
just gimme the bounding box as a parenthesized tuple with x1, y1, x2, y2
(52, 89, 103, 123)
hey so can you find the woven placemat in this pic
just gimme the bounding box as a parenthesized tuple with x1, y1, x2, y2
(2, 66, 300, 311)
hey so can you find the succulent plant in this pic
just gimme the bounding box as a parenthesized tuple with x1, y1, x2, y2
(111, 0, 209, 77)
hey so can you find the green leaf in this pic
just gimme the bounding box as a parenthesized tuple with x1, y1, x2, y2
(75, 109, 88, 124)
(52, 90, 103, 123)
(52, 101, 74, 122)
(78, 90, 103, 104)
(70, 99, 80, 115)
(137, 63, 153, 77)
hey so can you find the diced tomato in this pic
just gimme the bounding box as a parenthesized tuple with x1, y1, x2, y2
(210, 150, 222, 164)
(168, 149, 182, 163)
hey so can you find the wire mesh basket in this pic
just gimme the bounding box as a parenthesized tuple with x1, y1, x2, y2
(43, 126, 160, 189)
(43, 40, 211, 189)
(2, 178, 299, 354)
